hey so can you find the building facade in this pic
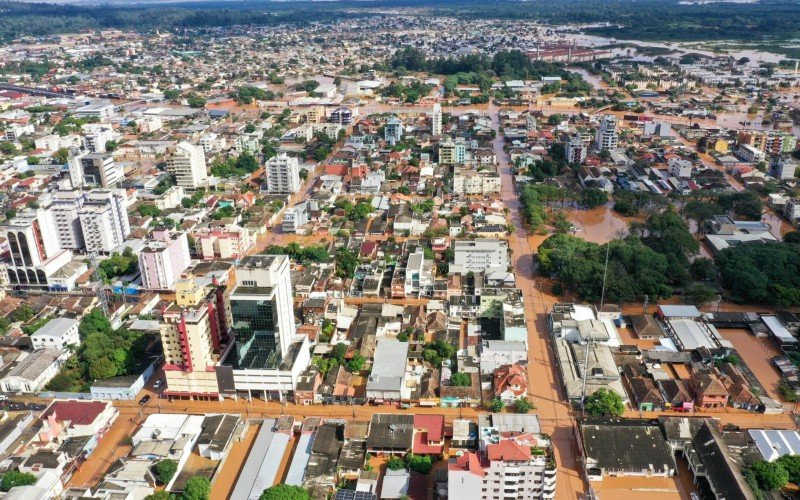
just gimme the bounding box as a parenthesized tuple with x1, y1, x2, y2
(266, 153, 301, 194)
(78, 189, 131, 254)
(166, 141, 208, 189)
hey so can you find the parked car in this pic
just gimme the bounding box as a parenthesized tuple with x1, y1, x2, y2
(138, 395, 151, 406)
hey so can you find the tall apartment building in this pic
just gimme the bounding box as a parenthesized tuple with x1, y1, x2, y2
(282, 203, 309, 234)
(385, 117, 403, 145)
(2, 209, 72, 289)
(82, 124, 115, 153)
(431, 103, 442, 136)
(166, 141, 208, 190)
(68, 152, 122, 188)
(161, 277, 224, 398)
(78, 190, 131, 254)
(594, 115, 618, 151)
(439, 137, 467, 165)
(266, 153, 301, 194)
(48, 190, 86, 250)
(565, 134, 588, 164)
(218, 255, 310, 399)
(138, 229, 191, 290)
(451, 239, 509, 275)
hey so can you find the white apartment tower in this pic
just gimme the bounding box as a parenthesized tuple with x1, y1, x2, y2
(68, 152, 122, 188)
(166, 141, 208, 190)
(78, 190, 131, 254)
(49, 190, 86, 250)
(266, 153, 301, 194)
(431, 103, 442, 137)
(595, 114, 618, 151)
(566, 134, 588, 164)
(2, 208, 72, 289)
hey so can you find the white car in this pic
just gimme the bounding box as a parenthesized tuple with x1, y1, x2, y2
(153, 379, 163, 390)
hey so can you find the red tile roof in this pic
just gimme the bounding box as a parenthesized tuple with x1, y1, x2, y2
(449, 451, 488, 477)
(486, 440, 531, 462)
(413, 414, 444, 440)
(42, 400, 108, 428)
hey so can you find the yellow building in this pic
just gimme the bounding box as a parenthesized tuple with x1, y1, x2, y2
(713, 139, 729, 154)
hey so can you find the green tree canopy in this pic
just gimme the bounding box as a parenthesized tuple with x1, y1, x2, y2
(749, 460, 789, 491)
(182, 476, 211, 500)
(450, 372, 471, 387)
(154, 459, 178, 485)
(584, 388, 625, 417)
(0, 471, 37, 492)
(259, 484, 310, 500)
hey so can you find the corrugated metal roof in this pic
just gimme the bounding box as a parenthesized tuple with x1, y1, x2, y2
(285, 432, 315, 486)
(230, 420, 275, 500)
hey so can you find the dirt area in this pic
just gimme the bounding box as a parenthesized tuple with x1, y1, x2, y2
(617, 326, 658, 349)
(210, 423, 258, 500)
(717, 328, 784, 401)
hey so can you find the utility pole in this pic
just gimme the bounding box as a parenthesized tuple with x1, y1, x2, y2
(643, 295, 649, 315)
(599, 244, 610, 310)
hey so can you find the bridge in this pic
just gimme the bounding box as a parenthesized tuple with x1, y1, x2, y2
(0, 84, 76, 99)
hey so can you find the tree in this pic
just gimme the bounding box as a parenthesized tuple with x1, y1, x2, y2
(0, 471, 37, 492)
(489, 398, 506, 412)
(89, 356, 118, 380)
(386, 456, 406, 471)
(146, 492, 175, 500)
(785, 231, 800, 244)
(684, 283, 717, 305)
(580, 188, 608, 209)
(514, 397, 535, 414)
(450, 372, 471, 387)
(182, 476, 211, 500)
(776, 454, 800, 484)
(347, 353, 365, 373)
(154, 459, 178, 485)
(749, 460, 789, 491)
(406, 454, 434, 475)
(584, 388, 625, 417)
(331, 342, 347, 365)
(259, 484, 310, 500)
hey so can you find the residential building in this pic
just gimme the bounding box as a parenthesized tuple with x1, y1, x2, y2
(82, 124, 115, 153)
(385, 117, 403, 145)
(166, 141, 208, 189)
(0, 349, 64, 393)
(769, 157, 797, 180)
(566, 134, 587, 164)
(161, 277, 224, 398)
(266, 153, 302, 194)
(194, 225, 255, 260)
(493, 363, 528, 403)
(594, 115, 618, 151)
(451, 239, 509, 275)
(439, 137, 467, 165)
(283, 203, 309, 234)
(452, 165, 502, 195)
(431, 103, 442, 136)
(48, 190, 85, 250)
(219, 255, 310, 399)
(31, 318, 79, 351)
(38, 400, 118, 443)
(78, 189, 131, 254)
(68, 152, 122, 188)
(138, 229, 191, 290)
(330, 107, 354, 125)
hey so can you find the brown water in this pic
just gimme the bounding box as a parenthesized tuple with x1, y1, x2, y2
(566, 203, 636, 243)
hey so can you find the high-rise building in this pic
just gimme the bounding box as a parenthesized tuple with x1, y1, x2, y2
(385, 117, 403, 145)
(166, 141, 208, 190)
(68, 152, 122, 188)
(431, 103, 442, 137)
(439, 137, 467, 165)
(48, 190, 86, 250)
(595, 114, 618, 151)
(138, 229, 191, 290)
(566, 134, 588, 164)
(82, 124, 115, 153)
(266, 153, 301, 194)
(218, 255, 309, 399)
(2, 208, 72, 289)
(78, 190, 131, 254)
(161, 277, 225, 398)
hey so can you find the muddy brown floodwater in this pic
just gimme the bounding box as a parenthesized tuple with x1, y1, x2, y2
(566, 203, 638, 244)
